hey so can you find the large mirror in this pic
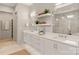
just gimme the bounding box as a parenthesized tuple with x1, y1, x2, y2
(29, 3, 79, 35)
(53, 10, 79, 35)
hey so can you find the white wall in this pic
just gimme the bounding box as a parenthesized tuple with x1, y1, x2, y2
(0, 5, 13, 13)
(15, 4, 31, 43)
(29, 3, 55, 32)
(31, 3, 55, 14)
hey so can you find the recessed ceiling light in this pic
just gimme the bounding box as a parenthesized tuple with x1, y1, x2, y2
(55, 3, 62, 5)
(23, 3, 33, 6)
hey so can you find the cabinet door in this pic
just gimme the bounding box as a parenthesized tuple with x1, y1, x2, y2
(24, 33, 76, 55)
(39, 38, 59, 55)
(29, 34, 42, 51)
(56, 42, 76, 55)
(40, 38, 56, 55)
(38, 38, 76, 55)
(24, 33, 31, 45)
(44, 39, 76, 55)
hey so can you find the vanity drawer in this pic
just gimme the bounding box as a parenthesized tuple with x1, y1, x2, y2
(51, 41, 76, 55)
(38, 38, 60, 55)
(38, 38, 76, 55)
(24, 33, 32, 45)
(29, 35, 43, 51)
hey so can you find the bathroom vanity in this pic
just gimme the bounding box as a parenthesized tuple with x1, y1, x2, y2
(23, 30, 79, 55)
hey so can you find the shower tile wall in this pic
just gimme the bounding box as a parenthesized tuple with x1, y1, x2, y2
(53, 11, 79, 34)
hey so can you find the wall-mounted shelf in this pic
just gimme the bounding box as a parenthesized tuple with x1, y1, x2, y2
(32, 24, 53, 27)
(36, 24, 53, 27)
(31, 13, 53, 32)
(37, 13, 53, 18)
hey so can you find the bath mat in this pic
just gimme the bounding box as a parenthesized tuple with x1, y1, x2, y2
(10, 49, 30, 55)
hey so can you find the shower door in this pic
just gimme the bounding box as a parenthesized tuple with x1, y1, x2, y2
(0, 20, 2, 40)
(0, 19, 12, 40)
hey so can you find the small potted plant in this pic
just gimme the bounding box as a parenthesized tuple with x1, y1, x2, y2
(38, 9, 50, 15)
(44, 9, 49, 14)
(35, 20, 39, 24)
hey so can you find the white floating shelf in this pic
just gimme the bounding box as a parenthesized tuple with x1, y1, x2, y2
(37, 13, 53, 18)
(36, 24, 53, 27)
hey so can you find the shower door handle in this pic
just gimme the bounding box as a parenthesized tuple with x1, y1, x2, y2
(1, 20, 4, 31)
(1, 20, 2, 31)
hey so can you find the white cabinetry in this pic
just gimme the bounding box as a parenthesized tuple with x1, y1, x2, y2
(56, 42, 76, 55)
(29, 34, 41, 50)
(38, 38, 58, 54)
(24, 32, 77, 55)
(39, 38, 76, 55)
(24, 33, 31, 44)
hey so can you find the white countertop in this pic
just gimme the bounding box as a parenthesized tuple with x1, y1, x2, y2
(23, 30, 79, 47)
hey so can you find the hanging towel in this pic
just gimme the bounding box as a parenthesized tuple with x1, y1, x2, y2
(5, 21, 10, 30)
(2, 21, 10, 31)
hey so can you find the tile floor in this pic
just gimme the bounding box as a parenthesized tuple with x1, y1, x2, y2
(10, 49, 30, 55)
(0, 39, 30, 55)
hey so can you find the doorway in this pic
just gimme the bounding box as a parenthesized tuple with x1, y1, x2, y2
(0, 12, 13, 41)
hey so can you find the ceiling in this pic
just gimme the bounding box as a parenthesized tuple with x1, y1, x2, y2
(0, 3, 72, 9)
(0, 3, 34, 8)
(0, 3, 16, 8)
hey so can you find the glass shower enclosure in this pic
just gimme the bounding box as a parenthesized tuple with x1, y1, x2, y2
(0, 14, 13, 40)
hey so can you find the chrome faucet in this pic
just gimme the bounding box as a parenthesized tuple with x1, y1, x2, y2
(58, 34, 67, 38)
